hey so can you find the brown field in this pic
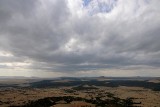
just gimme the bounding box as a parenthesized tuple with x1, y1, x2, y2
(0, 77, 160, 107)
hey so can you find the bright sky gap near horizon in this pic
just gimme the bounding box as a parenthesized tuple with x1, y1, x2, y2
(0, 0, 160, 77)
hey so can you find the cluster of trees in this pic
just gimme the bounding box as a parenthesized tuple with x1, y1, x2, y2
(19, 95, 136, 107)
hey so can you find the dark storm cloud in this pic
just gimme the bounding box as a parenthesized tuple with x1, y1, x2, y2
(0, 0, 160, 74)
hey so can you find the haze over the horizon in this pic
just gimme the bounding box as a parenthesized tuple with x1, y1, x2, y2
(0, 0, 160, 77)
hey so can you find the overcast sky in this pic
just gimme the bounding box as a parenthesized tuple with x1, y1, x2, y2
(0, 0, 160, 77)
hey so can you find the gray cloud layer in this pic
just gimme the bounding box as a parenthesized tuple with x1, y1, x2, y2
(0, 0, 160, 77)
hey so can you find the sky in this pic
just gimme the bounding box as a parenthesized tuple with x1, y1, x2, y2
(0, 0, 160, 77)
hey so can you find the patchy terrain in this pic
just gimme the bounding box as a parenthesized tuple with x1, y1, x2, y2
(0, 77, 160, 107)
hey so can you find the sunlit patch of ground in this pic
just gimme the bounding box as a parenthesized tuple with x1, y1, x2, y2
(103, 86, 160, 107)
(148, 79, 160, 83)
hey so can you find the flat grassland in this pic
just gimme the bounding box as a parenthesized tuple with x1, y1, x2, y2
(0, 77, 160, 107)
